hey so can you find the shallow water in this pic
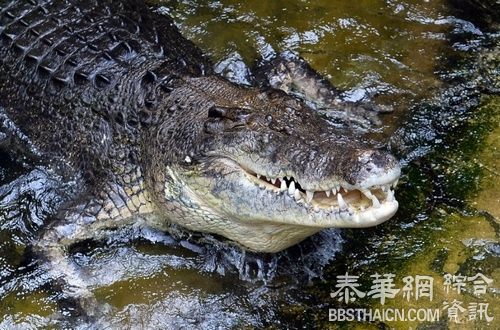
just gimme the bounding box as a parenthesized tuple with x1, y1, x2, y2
(0, 0, 498, 329)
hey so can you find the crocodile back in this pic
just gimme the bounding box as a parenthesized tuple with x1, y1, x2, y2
(0, 0, 210, 179)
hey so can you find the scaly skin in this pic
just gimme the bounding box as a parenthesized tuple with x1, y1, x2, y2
(0, 0, 400, 253)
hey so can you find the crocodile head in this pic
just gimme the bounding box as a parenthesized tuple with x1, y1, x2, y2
(150, 78, 400, 252)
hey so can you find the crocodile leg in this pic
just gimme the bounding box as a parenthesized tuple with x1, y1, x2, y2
(253, 51, 393, 129)
(34, 180, 155, 322)
(37, 224, 102, 322)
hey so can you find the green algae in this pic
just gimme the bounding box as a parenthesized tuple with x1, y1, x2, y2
(93, 266, 229, 309)
(0, 291, 56, 322)
(472, 98, 500, 220)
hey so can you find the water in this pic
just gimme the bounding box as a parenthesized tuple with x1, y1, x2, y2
(0, 0, 498, 328)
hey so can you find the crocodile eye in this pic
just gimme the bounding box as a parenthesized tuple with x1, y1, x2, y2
(208, 106, 226, 119)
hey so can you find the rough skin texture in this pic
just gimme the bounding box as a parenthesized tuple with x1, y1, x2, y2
(0, 0, 400, 254)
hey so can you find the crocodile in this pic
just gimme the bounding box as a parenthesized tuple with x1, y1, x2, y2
(0, 0, 400, 259)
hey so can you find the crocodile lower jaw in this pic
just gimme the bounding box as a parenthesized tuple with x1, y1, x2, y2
(242, 168, 399, 227)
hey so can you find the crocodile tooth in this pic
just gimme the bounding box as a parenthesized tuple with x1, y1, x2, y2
(361, 189, 373, 199)
(337, 193, 347, 210)
(271, 178, 276, 185)
(256, 174, 261, 179)
(280, 180, 287, 191)
(288, 181, 296, 195)
(362, 189, 380, 207)
(332, 187, 337, 195)
(294, 189, 301, 201)
(306, 190, 314, 203)
(392, 179, 399, 188)
(387, 189, 394, 202)
(325, 190, 331, 197)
